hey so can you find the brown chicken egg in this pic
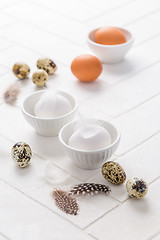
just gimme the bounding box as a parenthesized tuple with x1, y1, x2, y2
(95, 27, 127, 45)
(71, 54, 102, 82)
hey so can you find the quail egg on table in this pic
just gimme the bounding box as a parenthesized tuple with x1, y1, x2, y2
(101, 161, 126, 185)
(37, 58, 57, 75)
(11, 142, 32, 167)
(126, 178, 148, 199)
(32, 69, 48, 87)
(12, 62, 30, 79)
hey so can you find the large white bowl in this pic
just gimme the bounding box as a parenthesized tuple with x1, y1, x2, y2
(21, 90, 77, 137)
(87, 27, 135, 64)
(59, 119, 121, 169)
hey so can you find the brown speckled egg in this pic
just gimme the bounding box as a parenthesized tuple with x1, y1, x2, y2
(32, 69, 48, 87)
(37, 58, 57, 75)
(11, 142, 32, 167)
(126, 178, 148, 199)
(102, 161, 126, 185)
(12, 62, 30, 79)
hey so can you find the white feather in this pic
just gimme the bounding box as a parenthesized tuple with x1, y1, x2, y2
(3, 82, 20, 103)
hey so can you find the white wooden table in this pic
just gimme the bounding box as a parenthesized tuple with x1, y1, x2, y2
(0, 0, 159, 239)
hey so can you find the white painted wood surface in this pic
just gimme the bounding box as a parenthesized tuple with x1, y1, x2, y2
(0, 0, 159, 239)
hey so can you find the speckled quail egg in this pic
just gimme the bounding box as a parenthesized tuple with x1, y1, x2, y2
(32, 69, 48, 87)
(126, 178, 148, 199)
(101, 161, 126, 185)
(11, 142, 32, 167)
(37, 58, 57, 75)
(12, 62, 30, 79)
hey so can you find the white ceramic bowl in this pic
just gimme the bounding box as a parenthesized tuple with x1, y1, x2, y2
(21, 90, 77, 137)
(87, 27, 135, 64)
(59, 119, 121, 169)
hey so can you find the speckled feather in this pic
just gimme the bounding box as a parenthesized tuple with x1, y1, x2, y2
(52, 189, 79, 215)
(69, 183, 111, 196)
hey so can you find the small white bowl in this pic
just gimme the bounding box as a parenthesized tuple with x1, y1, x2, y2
(59, 119, 121, 169)
(21, 90, 77, 137)
(87, 27, 135, 64)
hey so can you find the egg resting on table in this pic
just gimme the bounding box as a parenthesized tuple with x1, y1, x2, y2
(126, 178, 148, 199)
(34, 89, 72, 118)
(71, 54, 102, 82)
(12, 62, 30, 79)
(32, 69, 48, 87)
(11, 142, 32, 167)
(37, 58, 57, 75)
(95, 27, 127, 45)
(101, 161, 126, 185)
(68, 124, 111, 150)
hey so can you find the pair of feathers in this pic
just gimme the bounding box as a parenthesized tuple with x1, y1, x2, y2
(52, 183, 111, 215)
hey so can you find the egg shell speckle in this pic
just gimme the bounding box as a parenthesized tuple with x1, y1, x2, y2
(126, 178, 148, 199)
(37, 58, 57, 75)
(12, 62, 30, 79)
(11, 142, 32, 167)
(101, 161, 126, 185)
(32, 69, 48, 87)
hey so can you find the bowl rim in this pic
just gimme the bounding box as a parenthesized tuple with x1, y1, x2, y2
(21, 90, 78, 120)
(87, 26, 135, 48)
(59, 119, 121, 153)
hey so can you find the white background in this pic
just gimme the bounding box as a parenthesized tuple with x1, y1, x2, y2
(0, 0, 160, 239)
